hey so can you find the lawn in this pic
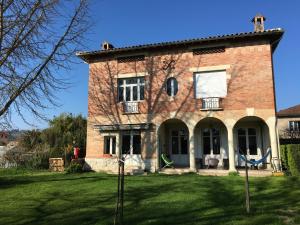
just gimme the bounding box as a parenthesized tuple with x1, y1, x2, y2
(0, 169, 299, 225)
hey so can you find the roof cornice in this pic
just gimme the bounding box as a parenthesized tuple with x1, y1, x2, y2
(77, 28, 284, 63)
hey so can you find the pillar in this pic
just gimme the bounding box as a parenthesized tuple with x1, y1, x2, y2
(268, 121, 281, 171)
(227, 126, 236, 172)
(155, 126, 160, 171)
(188, 126, 196, 172)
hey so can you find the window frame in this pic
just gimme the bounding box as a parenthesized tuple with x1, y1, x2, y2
(289, 121, 300, 132)
(121, 131, 141, 155)
(118, 77, 145, 102)
(237, 128, 258, 155)
(104, 136, 116, 155)
(202, 128, 221, 155)
(166, 77, 178, 97)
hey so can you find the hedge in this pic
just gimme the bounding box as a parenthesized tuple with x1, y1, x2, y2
(280, 144, 300, 176)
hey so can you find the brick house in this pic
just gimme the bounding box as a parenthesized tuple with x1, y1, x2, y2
(277, 104, 300, 144)
(77, 14, 283, 173)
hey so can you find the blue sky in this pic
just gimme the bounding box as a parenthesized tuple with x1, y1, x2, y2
(14, 0, 300, 129)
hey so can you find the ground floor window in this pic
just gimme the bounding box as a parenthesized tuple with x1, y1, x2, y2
(171, 129, 188, 154)
(202, 128, 220, 155)
(122, 131, 141, 155)
(238, 128, 257, 155)
(104, 136, 116, 155)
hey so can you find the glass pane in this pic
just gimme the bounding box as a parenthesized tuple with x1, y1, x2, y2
(139, 77, 145, 84)
(249, 136, 257, 155)
(126, 78, 137, 84)
(172, 131, 178, 136)
(133, 86, 138, 101)
(118, 79, 123, 86)
(238, 135, 247, 154)
(166, 78, 178, 96)
(132, 135, 141, 154)
(203, 136, 211, 154)
(238, 128, 246, 135)
(118, 87, 123, 102)
(104, 137, 110, 154)
(180, 136, 188, 154)
(126, 87, 131, 101)
(112, 137, 116, 155)
(248, 128, 256, 136)
(173, 78, 178, 96)
(212, 128, 219, 136)
(212, 136, 220, 154)
(203, 128, 210, 137)
(122, 135, 130, 154)
(166, 79, 172, 96)
(140, 85, 144, 100)
(171, 136, 179, 154)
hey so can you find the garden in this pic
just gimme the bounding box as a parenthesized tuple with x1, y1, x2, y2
(0, 169, 299, 225)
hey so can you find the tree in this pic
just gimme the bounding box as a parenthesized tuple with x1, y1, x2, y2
(0, 0, 90, 128)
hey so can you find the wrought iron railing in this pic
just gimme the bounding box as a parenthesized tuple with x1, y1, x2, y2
(124, 102, 139, 114)
(201, 97, 222, 110)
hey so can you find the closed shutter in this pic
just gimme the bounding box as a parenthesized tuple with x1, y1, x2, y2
(194, 70, 227, 98)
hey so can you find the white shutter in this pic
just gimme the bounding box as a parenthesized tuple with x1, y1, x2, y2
(195, 70, 227, 98)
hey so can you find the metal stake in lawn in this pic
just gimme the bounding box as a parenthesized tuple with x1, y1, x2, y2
(114, 157, 125, 225)
(244, 153, 250, 213)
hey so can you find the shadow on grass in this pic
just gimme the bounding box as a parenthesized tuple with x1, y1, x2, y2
(0, 172, 299, 225)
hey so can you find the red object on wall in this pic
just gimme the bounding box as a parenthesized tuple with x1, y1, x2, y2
(74, 147, 80, 159)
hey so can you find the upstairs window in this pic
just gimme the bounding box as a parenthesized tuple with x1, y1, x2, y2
(118, 77, 145, 102)
(289, 121, 300, 132)
(166, 77, 178, 97)
(194, 70, 227, 99)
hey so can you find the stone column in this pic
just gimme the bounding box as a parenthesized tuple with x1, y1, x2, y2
(267, 118, 281, 171)
(155, 126, 160, 171)
(116, 131, 121, 158)
(188, 126, 196, 172)
(227, 126, 236, 172)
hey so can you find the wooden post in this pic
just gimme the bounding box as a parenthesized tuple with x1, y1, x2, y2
(114, 157, 125, 225)
(244, 154, 250, 213)
(120, 157, 124, 224)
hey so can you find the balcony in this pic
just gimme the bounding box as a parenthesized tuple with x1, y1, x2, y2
(123, 102, 139, 114)
(201, 98, 223, 111)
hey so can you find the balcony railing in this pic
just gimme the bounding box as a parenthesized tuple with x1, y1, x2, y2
(201, 97, 222, 110)
(123, 102, 139, 114)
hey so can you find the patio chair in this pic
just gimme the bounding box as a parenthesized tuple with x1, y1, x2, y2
(161, 154, 174, 168)
(207, 158, 219, 169)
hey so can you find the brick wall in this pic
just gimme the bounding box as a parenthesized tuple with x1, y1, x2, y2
(86, 40, 276, 158)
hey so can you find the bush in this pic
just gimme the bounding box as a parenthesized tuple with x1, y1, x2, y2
(66, 162, 83, 173)
(281, 144, 300, 176)
(287, 145, 300, 176)
(228, 171, 239, 176)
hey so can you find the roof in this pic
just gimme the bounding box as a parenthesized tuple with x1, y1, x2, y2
(77, 28, 284, 63)
(277, 104, 300, 118)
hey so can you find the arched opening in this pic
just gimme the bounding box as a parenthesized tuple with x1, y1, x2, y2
(194, 117, 228, 169)
(158, 119, 189, 168)
(233, 116, 271, 168)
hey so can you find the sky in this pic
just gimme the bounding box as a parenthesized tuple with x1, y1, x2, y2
(13, 0, 300, 129)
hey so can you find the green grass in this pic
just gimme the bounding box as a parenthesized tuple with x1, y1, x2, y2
(0, 169, 299, 225)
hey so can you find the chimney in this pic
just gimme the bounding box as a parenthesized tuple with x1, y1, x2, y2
(101, 41, 114, 50)
(252, 13, 266, 32)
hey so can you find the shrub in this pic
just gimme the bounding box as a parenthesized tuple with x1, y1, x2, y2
(280, 144, 300, 176)
(287, 145, 300, 176)
(280, 145, 289, 171)
(228, 171, 239, 176)
(66, 162, 83, 173)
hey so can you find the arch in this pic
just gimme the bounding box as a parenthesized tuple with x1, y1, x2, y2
(233, 116, 271, 168)
(193, 117, 229, 169)
(157, 118, 190, 168)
